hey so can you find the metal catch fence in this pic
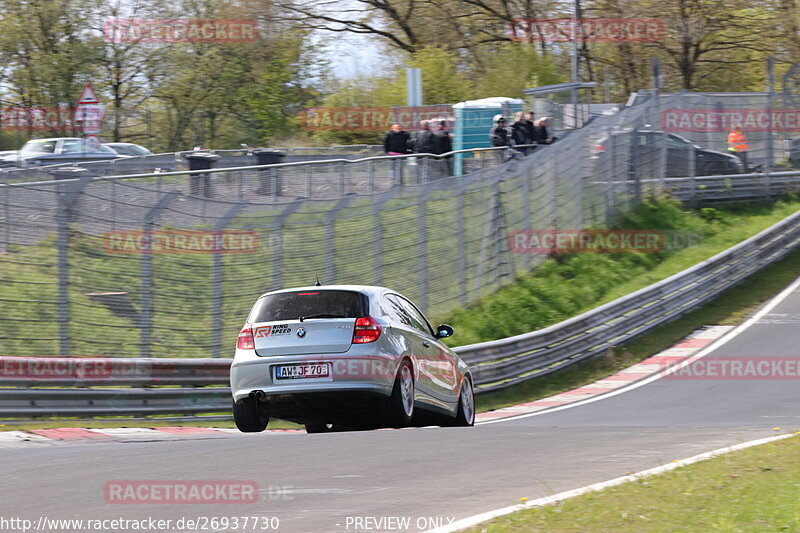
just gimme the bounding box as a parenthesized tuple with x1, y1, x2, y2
(1, 90, 799, 364)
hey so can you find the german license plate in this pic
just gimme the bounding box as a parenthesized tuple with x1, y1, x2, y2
(274, 363, 330, 380)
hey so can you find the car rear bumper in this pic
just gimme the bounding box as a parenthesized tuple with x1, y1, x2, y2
(230, 354, 397, 402)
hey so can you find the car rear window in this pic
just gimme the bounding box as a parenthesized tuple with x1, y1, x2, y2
(248, 290, 368, 323)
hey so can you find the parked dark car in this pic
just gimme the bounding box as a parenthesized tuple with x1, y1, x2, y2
(790, 137, 800, 167)
(1, 137, 119, 168)
(103, 142, 153, 157)
(593, 130, 745, 179)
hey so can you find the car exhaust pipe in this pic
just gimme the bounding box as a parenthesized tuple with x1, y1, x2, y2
(249, 390, 266, 400)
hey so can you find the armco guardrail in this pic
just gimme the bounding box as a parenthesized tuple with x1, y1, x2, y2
(2, 207, 799, 417)
(0, 358, 231, 417)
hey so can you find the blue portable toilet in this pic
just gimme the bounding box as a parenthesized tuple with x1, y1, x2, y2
(453, 97, 525, 175)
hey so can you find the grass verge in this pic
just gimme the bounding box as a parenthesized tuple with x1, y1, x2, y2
(467, 435, 800, 532)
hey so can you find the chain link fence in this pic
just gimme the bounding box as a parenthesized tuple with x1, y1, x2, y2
(2, 91, 799, 359)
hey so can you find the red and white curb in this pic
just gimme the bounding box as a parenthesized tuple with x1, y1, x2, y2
(475, 325, 734, 423)
(0, 325, 735, 448)
(0, 426, 303, 448)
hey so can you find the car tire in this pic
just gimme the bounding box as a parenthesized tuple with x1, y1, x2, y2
(305, 423, 336, 434)
(232, 398, 269, 432)
(384, 359, 415, 427)
(452, 376, 476, 427)
(699, 162, 719, 176)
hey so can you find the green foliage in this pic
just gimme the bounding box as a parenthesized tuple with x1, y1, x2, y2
(0, 0, 325, 150)
(472, 44, 564, 99)
(407, 47, 473, 104)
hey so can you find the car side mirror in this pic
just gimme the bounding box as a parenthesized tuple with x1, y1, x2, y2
(435, 324, 454, 339)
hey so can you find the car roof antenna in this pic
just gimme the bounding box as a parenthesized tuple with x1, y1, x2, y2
(314, 275, 321, 287)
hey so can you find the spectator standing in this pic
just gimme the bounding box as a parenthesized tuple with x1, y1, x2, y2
(410, 120, 441, 183)
(384, 123, 411, 184)
(511, 111, 531, 154)
(534, 117, 556, 144)
(435, 119, 453, 177)
(410, 120, 440, 154)
(524, 111, 537, 146)
(489, 114, 512, 163)
(489, 114, 512, 147)
(384, 123, 411, 155)
(727, 124, 748, 170)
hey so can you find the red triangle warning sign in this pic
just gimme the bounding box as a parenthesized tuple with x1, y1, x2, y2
(77, 83, 99, 105)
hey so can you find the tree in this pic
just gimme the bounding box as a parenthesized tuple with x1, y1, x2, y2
(0, 0, 98, 136)
(629, 0, 778, 90)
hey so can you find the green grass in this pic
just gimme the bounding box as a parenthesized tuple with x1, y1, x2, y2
(0, 170, 504, 357)
(467, 435, 800, 532)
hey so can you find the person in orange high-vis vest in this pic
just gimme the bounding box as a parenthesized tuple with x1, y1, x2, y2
(727, 125, 748, 170)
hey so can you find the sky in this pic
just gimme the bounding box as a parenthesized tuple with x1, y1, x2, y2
(318, 31, 391, 79)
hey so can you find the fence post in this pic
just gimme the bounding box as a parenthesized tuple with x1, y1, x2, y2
(211, 202, 247, 359)
(140, 190, 181, 358)
(372, 187, 402, 287)
(456, 188, 467, 306)
(2, 185, 9, 251)
(368, 159, 375, 193)
(325, 194, 357, 284)
(417, 186, 439, 312)
(475, 181, 508, 296)
(522, 159, 532, 271)
(552, 150, 560, 228)
(271, 198, 306, 291)
(55, 169, 93, 357)
(338, 161, 346, 197)
(605, 122, 615, 225)
(765, 57, 775, 202)
(688, 145, 697, 208)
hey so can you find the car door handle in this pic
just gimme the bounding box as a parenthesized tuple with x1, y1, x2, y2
(422, 341, 430, 348)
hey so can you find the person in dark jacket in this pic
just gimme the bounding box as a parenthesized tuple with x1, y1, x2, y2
(436, 120, 452, 153)
(489, 114, 513, 163)
(409, 120, 441, 183)
(524, 111, 537, 145)
(435, 119, 453, 176)
(511, 111, 531, 154)
(384, 123, 411, 155)
(489, 114, 512, 147)
(410, 120, 440, 154)
(534, 117, 556, 144)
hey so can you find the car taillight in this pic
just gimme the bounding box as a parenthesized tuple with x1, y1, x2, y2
(594, 143, 606, 153)
(237, 324, 255, 350)
(353, 316, 382, 344)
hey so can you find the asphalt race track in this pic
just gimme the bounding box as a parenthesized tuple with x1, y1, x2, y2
(2, 281, 799, 533)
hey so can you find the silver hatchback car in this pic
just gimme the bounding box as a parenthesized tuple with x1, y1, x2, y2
(229, 285, 475, 433)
